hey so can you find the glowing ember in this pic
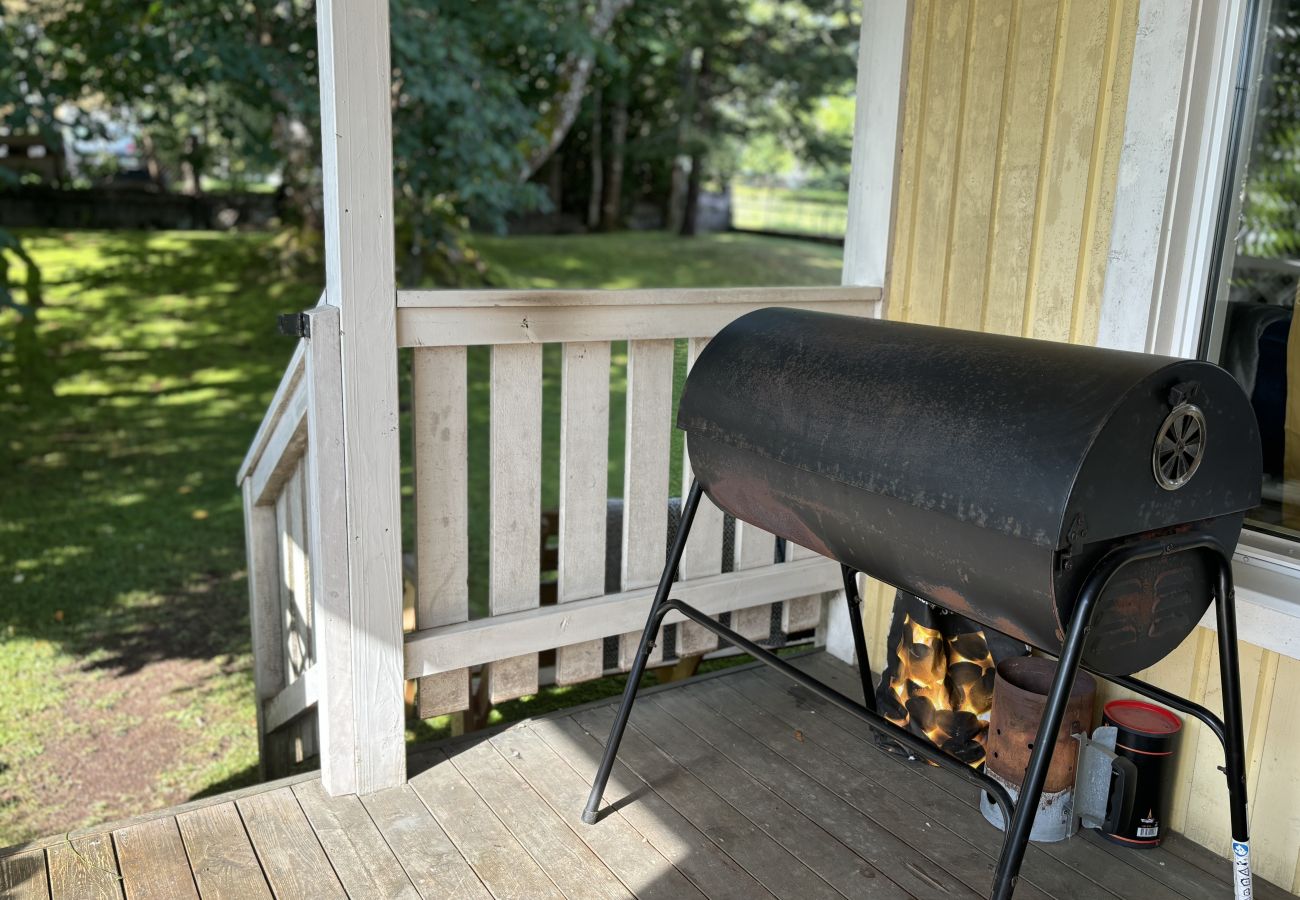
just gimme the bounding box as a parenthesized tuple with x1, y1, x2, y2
(883, 614, 998, 768)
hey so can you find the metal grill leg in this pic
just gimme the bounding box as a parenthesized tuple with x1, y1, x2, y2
(988, 586, 1098, 900)
(581, 480, 703, 825)
(1214, 560, 1253, 900)
(840, 565, 876, 713)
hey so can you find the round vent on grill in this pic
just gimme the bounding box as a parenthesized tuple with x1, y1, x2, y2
(1153, 403, 1206, 491)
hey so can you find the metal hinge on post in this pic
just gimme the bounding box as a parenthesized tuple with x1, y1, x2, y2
(277, 312, 311, 338)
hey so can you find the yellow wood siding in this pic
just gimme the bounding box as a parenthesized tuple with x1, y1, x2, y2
(869, 1, 1300, 890)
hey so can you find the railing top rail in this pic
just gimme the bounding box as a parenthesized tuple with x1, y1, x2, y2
(237, 338, 307, 486)
(397, 284, 881, 308)
(396, 284, 882, 348)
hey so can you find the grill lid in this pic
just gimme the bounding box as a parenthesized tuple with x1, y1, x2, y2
(678, 308, 1260, 552)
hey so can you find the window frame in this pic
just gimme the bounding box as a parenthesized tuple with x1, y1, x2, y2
(1105, 0, 1300, 655)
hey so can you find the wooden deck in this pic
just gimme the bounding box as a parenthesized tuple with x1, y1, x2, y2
(2, 652, 1293, 900)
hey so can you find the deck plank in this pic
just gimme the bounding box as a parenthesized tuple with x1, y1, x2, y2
(489, 724, 705, 900)
(113, 818, 199, 900)
(785, 655, 1195, 900)
(530, 716, 775, 900)
(236, 787, 344, 900)
(47, 834, 121, 900)
(1159, 833, 1294, 900)
(569, 706, 845, 900)
(648, 685, 994, 900)
(707, 670, 1095, 900)
(291, 780, 421, 900)
(443, 741, 631, 900)
(175, 802, 270, 900)
(409, 750, 566, 900)
(625, 696, 920, 899)
(0, 848, 50, 900)
(360, 784, 492, 900)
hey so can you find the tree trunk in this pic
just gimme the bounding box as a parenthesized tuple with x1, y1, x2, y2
(679, 45, 712, 238)
(548, 151, 564, 214)
(680, 151, 704, 237)
(587, 86, 604, 230)
(601, 89, 629, 231)
(519, 0, 635, 181)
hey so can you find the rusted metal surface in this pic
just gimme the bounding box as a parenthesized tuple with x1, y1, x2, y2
(678, 308, 1262, 674)
(985, 657, 1096, 793)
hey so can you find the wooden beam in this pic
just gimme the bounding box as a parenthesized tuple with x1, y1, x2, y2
(237, 341, 306, 485)
(315, 0, 405, 792)
(395, 286, 882, 347)
(263, 665, 320, 734)
(302, 306, 359, 794)
(842, 0, 911, 291)
(404, 556, 842, 677)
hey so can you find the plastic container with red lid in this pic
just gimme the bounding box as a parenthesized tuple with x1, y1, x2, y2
(1097, 700, 1182, 848)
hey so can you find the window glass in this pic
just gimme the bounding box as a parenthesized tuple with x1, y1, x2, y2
(1205, 0, 1300, 540)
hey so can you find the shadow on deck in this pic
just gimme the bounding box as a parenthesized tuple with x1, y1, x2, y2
(1, 652, 1292, 899)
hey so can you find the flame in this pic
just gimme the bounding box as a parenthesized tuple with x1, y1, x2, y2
(885, 615, 997, 768)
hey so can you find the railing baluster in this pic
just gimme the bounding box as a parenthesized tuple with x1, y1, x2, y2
(413, 346, 471, 718)
(678, 337, 725, 656)
(618, 339, 675, 670)
(488, 343, 543, 701)
(782, 543, 825, 633)
(556, 342, 611, 684)
(733, 520, 777, 641)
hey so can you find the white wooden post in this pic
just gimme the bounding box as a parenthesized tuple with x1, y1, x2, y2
(829, 0, 911, 666)
(313, 0, 406, 793)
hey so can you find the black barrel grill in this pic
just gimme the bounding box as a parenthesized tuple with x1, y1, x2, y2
(583, 308, 1262, 900)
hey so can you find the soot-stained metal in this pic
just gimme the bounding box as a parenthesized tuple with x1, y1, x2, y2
(677, 307, 1262, 675)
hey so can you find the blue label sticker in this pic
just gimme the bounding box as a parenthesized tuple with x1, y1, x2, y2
(1233, 841, 1250, 858)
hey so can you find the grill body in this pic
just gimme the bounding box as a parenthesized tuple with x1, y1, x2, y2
(678, 308, 1261, 675)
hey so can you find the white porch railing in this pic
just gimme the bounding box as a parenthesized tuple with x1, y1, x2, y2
(238, 285, 881, 789)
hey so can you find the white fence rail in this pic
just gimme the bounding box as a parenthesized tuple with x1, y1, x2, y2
(240, 285, 882, 786)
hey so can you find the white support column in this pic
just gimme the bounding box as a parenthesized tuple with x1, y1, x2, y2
(842, 0, 911, 293)
(314, 0, 406, 793)
(1098, 0, 1252, 358)
(828, 0, 910, 666)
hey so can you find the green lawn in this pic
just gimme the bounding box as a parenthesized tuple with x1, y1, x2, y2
(0, 229, 841, 844)
(731, 183, 849, 238)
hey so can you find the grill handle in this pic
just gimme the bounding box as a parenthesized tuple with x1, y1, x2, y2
(1103, 755, 1139, 834)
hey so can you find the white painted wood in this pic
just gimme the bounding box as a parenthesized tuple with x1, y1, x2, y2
(618, 339, 675, 670)
(242, 478, 284, 774)
(842, 0, 911, 291)
(1145, 0, 1250, 358)
(412, 347, 471, 717)
(396, 287, 882, 347)
(405, 556, 842, 677)
(488, 343, 543, 702)
(315, 0, 406, 793)
(248, 387, 308, 506)
(1097, 0, 1196, 352)
(732, 525, 776, 641)
(264, 665, 320, 734)
(302, 305, 358, 795)
(556, 342, 611, 684)
(781, 544, 824, 634)
(237, 339, 307, 484)
(279, 463, 311, 681)
(824, 573, 858, 666)
(678, 338, 724, 657)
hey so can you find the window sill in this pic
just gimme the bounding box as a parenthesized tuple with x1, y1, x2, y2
(1195, 532, 1300, 660)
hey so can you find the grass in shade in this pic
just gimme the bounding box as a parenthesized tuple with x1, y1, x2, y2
(0, 228, 840, 843)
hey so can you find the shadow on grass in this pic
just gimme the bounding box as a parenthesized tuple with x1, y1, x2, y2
(0, 230, 320, 675)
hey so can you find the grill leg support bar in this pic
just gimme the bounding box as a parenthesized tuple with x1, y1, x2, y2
(581, 500, 1252, 900)
(989, 539, 1250, 900)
